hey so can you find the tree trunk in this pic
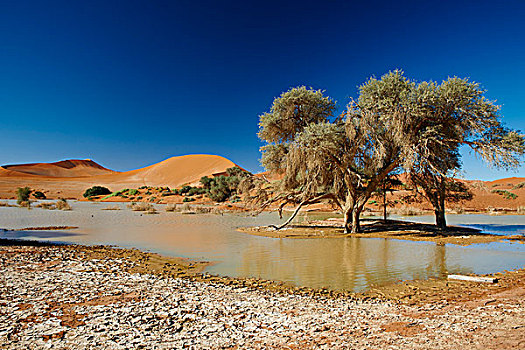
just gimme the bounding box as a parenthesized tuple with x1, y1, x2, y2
(344, 207, 352, 233)
(383, 188, 387, 222)
(351, 207, 361, 233)
(435, 189, 447, 230)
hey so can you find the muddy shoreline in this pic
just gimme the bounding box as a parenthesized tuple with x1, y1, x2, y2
(2, 238, 523, 303)
(1, 239, 524, 349)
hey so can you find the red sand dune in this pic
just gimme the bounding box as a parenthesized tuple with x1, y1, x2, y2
(92, 154, 238, 188)
(2, 159, 115, 177)
(0, 154, 238, 198)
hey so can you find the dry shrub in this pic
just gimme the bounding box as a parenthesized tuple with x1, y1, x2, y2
(516, 206, 525, 215)
(145, 207, 157, 214)
(102, 205, 121, 210)
(18, 201, 31, 208)
(470, 181, 489, 192)
(395, 206, 424, 216)
(0, 201, 13, 207)
(447, 206, 464, 214)
(211, 207, 224, 215)
(180, 203, 196, 214)
(36, 202, 56, 210)
(55, 199, 72, 211)
(194, 206, 212, 214)
(165, 203, 178, 212)
(129, 202, 154, 211)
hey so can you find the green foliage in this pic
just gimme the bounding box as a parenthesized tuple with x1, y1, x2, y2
(514, 182, 525, 189)
(183, 197, 195, 202)
(492, 189, 518, 200)
(208, 176, 232, 202)
(128, 189, 139, 196)
(83, 186, 112, 198)
(187, 187, 206, 196)
(258, 86, 336, 144)
(16, 187, 31, 204)
(199, 167, 250, 202)
(200, 176, 214, 190)
(180, 185, 192, 194)
(33, 191, 46, 199)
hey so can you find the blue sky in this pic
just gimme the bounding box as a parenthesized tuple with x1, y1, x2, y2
(1, 0, 523, 180)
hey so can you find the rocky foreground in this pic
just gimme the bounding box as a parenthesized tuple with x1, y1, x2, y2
(1, 243, 524, 349)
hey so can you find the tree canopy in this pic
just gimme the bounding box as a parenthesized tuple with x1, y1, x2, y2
(256, 71, 524, 232)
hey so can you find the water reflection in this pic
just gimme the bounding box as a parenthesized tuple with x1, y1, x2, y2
(0, 202, 523, 291)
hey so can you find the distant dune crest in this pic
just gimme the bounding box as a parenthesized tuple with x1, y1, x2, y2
(2, 159, 115, 178)
(0, 154, 238, 188)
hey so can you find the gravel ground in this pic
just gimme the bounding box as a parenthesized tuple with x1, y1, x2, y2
(1, 245, 523, 349)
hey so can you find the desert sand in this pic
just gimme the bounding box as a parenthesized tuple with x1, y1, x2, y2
(0, 154, 237, 199)
(0, 155, 524, 212)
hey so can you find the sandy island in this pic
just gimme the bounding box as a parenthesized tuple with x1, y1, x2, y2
(239, 218, 525, 246)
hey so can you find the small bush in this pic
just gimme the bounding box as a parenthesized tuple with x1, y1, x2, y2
(194, 206, 212, 214)
(129, 202, 154, 211)
(211, 207, 223, 215)
(183, 197, 195, 203)
(102, 205, 121, 210)
(470, 181, 489, 192)
(56, 199, 72, 210)
(187, 187, 206, 196)
(513, 182, 525, 189)
(447, 206, 464, 214)
(32, 191, 46, 199)
(16, 187, 31, 204)
(180, 185, 192, 195)
(128, 189, 139, 196)
(19, 201, 31, 208)
(517, 206, 525, 214)
(165, 204, 178, 212)
(83, 186, 111, 198)
(180, 203, 195, 213)
(396, 206, 424, 216)
(491, 189, 518, 200)
(36, 202, 56, 210)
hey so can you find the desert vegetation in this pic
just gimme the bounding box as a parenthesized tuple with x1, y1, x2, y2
(83, 186, 112, 198)
(127, 202, 155, 212)
(200, 167, 251, 202)
(253, 71, 525, 232)
(16, 187, 32, 207)
(34, 199, 72, 211)
(491, 189, 518, 200)
(32, 191, 46, 199)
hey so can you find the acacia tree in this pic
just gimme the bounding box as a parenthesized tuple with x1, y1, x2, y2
(257, 72, 430, 233)
(407, 77, 524, 229)
(257, 72, 524, 233)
